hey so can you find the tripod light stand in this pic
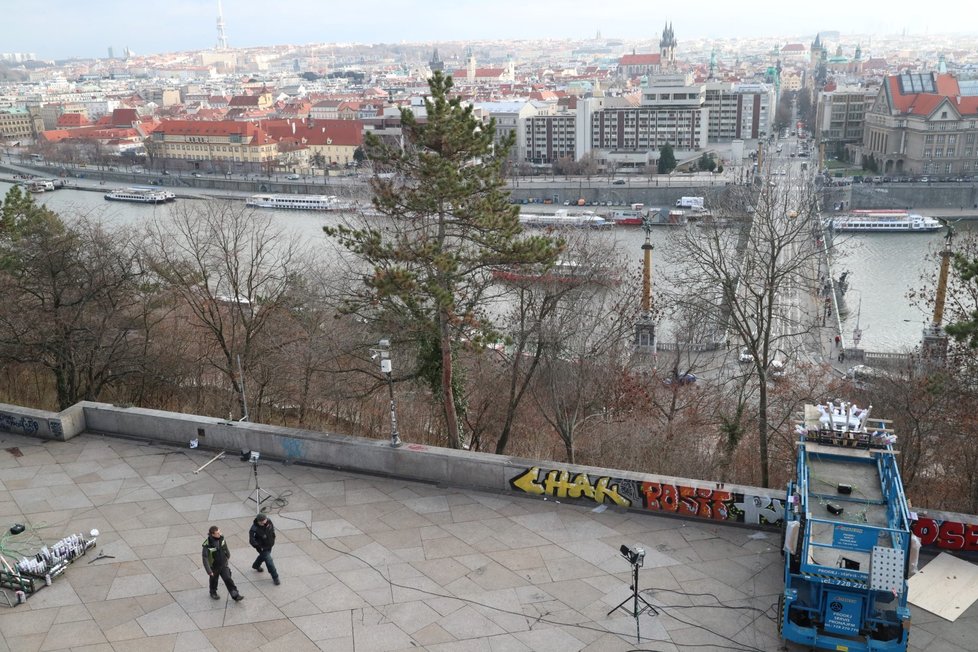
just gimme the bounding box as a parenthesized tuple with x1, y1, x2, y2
(608, 544, 658, 643)
(245, 451, 272, 514)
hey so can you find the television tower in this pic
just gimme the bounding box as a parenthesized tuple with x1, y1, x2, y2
(216, 0, 229, 50)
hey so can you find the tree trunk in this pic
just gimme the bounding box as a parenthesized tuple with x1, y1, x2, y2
(439, 313, 461, 448)
(758, 379, 770, 488)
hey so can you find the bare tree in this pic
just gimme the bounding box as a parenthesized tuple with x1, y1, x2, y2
(145, 201, 307, 420)
(663, 179, 823, 487)
(0, 191, 148, 409)
(528, 237, 638, 463)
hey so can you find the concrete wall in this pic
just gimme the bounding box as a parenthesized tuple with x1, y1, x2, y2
(848, 183, 978, 211)
(2, 400, 976, 551)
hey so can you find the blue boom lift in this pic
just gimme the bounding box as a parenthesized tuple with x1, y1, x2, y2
(780, 400, 920, 651)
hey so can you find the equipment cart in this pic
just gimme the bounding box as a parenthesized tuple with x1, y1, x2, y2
(780, 400, 920, 651)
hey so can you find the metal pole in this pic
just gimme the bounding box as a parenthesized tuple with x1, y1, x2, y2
(386, 371, 401, 448)
(194, 451, 225, 474)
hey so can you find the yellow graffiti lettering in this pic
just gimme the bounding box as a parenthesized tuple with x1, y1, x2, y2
(510, 467, 631, 507)
(544, 470, 577, 497)
(594, 476, 630, 506)
(510, 467, 545, 495)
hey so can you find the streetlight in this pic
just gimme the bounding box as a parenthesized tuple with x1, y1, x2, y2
(371, 339, 402, 448)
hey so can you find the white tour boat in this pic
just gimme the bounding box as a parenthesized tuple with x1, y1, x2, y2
(128, 186, 175, 201)
(518, 209, 611, 229)
(830, 210, 941, 233)
(104, 188, 170, 204)
(245, 194, 354, 211)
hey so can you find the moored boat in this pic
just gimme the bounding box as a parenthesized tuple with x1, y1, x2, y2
(129, 186, 175, 201)
(245, 194, 355, 211)
(609, 209, 645, 226)
(104, 188, 169, 204)
(518, 209, 611, 229)
(830, 210, 941, 233)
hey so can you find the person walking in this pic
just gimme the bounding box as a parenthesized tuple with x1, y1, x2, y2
(202, 525, 243, 601)
(249, 514, 280, 585)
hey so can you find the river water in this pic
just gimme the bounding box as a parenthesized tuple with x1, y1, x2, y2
(3, 181, 973, 352)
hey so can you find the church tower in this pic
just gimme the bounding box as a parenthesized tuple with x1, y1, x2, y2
(810, 33, 822, 67)
(429, 48, 444, 73)
(660, 22, 677, 69)
(466, 47, 476, 83)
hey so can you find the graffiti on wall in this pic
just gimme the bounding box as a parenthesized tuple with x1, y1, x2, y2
(281, 437, 306, 462)
(49, 420, 63, 439)
(912, 517, 978, 552)
(509, 466, 785, 526)
(510, 466, 633, 506)
(641, 482, 734, 520)
(732, 495, 785, 526)
(0, 413, 39, 436)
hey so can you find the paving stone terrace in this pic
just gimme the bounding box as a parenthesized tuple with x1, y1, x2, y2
(0, 430, 975, 652)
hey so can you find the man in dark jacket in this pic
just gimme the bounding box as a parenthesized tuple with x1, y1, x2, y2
(249, 514, 280, 585)
(202, 525, 243, 601)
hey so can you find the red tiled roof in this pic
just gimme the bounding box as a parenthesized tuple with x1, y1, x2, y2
(885, 73, 978, 117)
(111, 108, 140, 127)
(262, 118, 363, 147)
(229, 96, 262, 107)
(57, 113, 89, 128)
(449, 68, 506, 78)
(39, 130, 70, 143)
(781, 43, 806, 52)
(619, 54, 661, 66)
(934, 73, 960, 96)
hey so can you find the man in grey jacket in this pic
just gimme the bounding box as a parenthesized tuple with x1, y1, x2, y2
(202, 525, 243, 601)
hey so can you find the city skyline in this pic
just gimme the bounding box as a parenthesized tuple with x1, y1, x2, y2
(6, 0, 978, 61)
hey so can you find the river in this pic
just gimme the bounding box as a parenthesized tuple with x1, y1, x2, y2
(3, 181, 974, 352)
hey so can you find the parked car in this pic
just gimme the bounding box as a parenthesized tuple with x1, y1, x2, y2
(738, 348, 752, 363)
(612, 179, 626, 185)
(192, 172, 201, 177)
(286, 174, 300, 180)
(663, 372, 698, 386)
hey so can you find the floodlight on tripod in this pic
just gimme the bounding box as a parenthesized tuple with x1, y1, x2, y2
(620, 544, 645, 567)
(608, 544, 658, 643)
(244, 450, 272, 513)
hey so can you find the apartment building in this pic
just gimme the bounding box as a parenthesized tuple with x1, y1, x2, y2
(0, 108, 43, 142)
(814, 85, 875, 157)
(149, 120, 278, 172)
(524, 112, 576, 164)
(859, 72, 978, 176)
(704, 82, 775, 141)
(475, 101, 537, 163)
(581, 74, 708, 169)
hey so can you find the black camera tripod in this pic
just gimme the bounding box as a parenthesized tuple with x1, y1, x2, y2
(608, 559, 658, 642)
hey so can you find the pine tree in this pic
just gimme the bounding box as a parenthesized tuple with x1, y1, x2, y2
(325, 72, 563, 448)
(658, 143, 677, 174)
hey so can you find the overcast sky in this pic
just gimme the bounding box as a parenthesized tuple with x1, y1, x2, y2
(5, 0, 974, 60)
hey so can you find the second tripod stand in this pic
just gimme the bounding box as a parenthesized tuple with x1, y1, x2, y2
(608, 545, 658, 643)
(246, 452, 273, 514)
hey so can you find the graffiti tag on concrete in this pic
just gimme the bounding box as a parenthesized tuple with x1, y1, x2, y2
(508, 466, 786, 526)
(0, 413, 39, 436)
(912, 517, 978, 552)
(510, 466, 632, 506)
(641, 482, 734, 520)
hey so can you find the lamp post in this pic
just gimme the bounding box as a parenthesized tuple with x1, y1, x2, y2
(372, 339, 402, 448)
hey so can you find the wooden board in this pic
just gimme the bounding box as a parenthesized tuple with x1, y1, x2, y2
(907, 552, 978, 622)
